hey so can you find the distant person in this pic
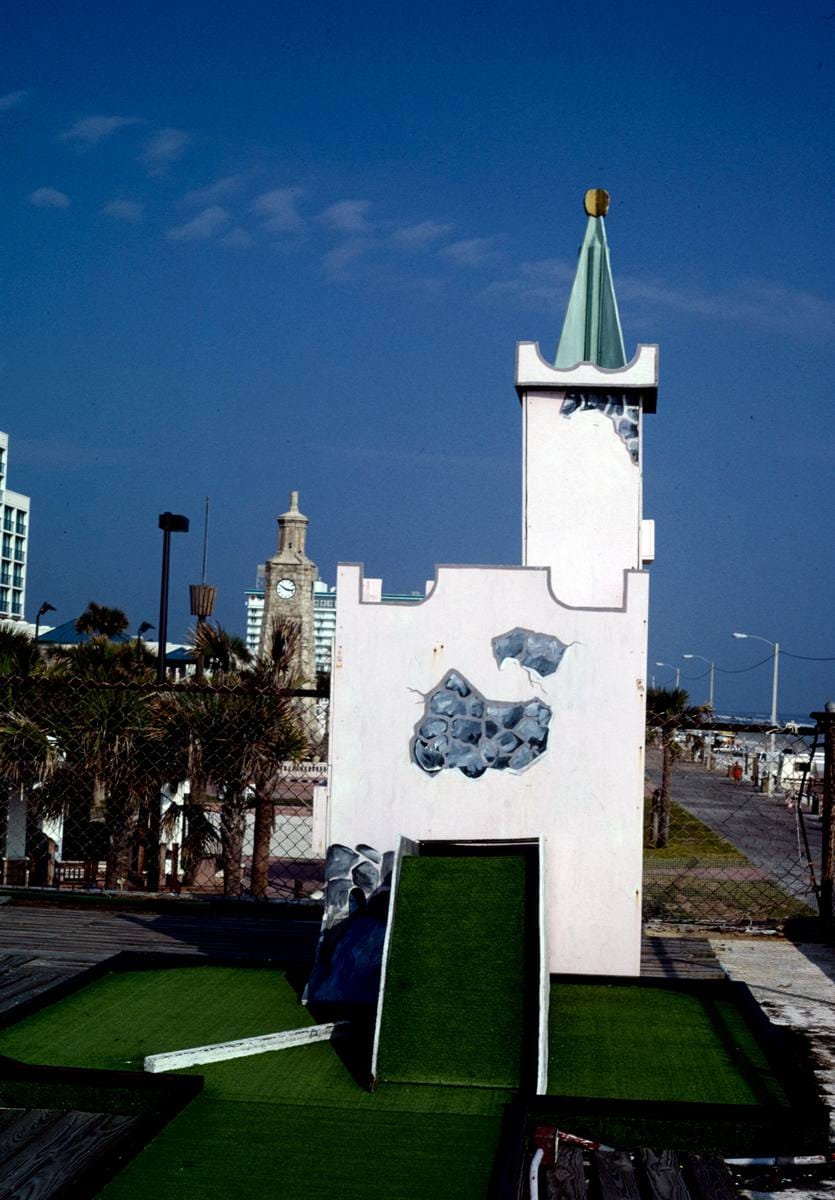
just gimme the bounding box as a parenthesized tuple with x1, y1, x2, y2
(731, 762, 743, 785)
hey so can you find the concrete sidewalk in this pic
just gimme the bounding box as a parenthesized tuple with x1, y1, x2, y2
(646, 746, 819, 911)
(709, 934, 835, 1198)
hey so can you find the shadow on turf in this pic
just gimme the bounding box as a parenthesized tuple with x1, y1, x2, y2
(303, 997, 377, 1089)
(112, 909, 321, 964)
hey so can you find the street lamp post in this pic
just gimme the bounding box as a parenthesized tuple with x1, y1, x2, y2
(151, 515, 188, 894)
(732, 631, 780, 794)
(34, 601, 56, 642)
(654, 661, 681, 689)
(682, 654, 715, 710)
(157, 513, 190, 685)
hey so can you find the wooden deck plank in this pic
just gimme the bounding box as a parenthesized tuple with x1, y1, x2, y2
(595, 1149, 642, 1199)
(0, 1109, 64, 1168)
(0, 1110, 136, 1200)
(0, 907, 319, 965)
(545, 1143, 587, 1199)
(641, 936, 724, 981)
(0, 971, 99, 1024)
(684, 1153, 738, 1200)
(641, 1149, 693, 1200)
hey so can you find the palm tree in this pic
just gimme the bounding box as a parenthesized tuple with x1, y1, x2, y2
(246, 618, 307, 898)
(0, 625, 40, 677)
(0, 711, 58, 877)
(152, 618, 309, 897)
(40, 677, 178, 888)
(46, 636, 156, 681)
(189, 620, 251, 678)
(40, 625, 164, 887)
(74, 602, 130, 640)
(646, 687, 711, 849)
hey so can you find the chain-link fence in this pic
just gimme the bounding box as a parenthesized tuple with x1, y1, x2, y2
(643, 723, 825, 926)
(0, 676, 328, 900)
(4, 672, 829, 927)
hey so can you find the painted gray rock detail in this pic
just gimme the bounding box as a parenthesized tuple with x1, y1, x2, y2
(304, 841, 395, 1007)
(492, 628, 568, 678)
(561, 391, 639, 464)
(412, 672, 551, 778)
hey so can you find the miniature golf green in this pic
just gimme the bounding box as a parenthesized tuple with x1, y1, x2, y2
(375, 854, 528, 1088)
(547, 983, 789, 1107)
(0, 966, 508, 1200)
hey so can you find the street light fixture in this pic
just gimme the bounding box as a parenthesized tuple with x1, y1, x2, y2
(34, 601, 56, 642)
(732, 631, 780, 794)
(157, 513, 189, 685)
(682, 654, 715, 710)
(655, 661, 681, 689)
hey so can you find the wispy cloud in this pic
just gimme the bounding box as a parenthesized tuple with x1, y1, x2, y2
(619, 275, 835, 340)
(219, 227, 254, 248)
(251, 186, 305, 232)
(102, 199, 145, 222)
(29, 187, 70, 209)
(0, 89, 28, 112)
(139, 128, 191, 176)
(485, 255, 835, 341)
(322, 238, 375, 278)
(440, 236, 499, 267)
(183, 174, 244, 206)
(61, 114, 140, 147)
(166, 205, 229, 242)
(390, 220, 454, 249)
(319, 199, 373, 235)
(482, 257, 574, 310)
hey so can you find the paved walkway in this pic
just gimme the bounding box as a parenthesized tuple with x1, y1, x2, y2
(646, 748, 819, 908)
(710, 935, 835, 1199)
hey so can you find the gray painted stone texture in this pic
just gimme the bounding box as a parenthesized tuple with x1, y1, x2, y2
(492, 628, 568, 677)
(305, 841, 395, 1006)
(561, 391, 640, 464)
(413, 670, 551, 779)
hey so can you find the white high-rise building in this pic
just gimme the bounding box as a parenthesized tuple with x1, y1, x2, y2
(245, 570, 337, 676)
(244, 565, 266, 657)
(0, 433, 30, 623)
(312, 580, 337, 675)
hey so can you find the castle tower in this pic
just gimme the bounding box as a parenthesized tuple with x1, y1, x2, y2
(260, 491, 317, 685)
(326, 191, 657, 976)
(518, 189, 656, 607)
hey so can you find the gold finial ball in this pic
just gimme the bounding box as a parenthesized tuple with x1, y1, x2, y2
(584, 188, 610, 217)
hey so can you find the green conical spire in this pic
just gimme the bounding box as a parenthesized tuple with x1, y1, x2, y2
(555, 194, 626, 369)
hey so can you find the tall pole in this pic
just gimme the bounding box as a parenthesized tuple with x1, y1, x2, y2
(153, 513, 189, 892)
(732, 632, 780, 795)
(812, 703, 835, 920)
(157, 526, 172, 685)
(769, 641, 780, 795)
(156, 512, 190, 685)
(201, 496, 210, 584)
(683, 655, 716, 710)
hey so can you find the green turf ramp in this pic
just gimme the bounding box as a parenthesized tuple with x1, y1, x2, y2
(374, 853, 529, 1088)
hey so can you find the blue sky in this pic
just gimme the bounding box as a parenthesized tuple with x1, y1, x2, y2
(4, 0, 834, 715)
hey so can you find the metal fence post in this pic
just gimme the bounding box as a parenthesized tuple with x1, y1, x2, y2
(812, 703, 835, 920)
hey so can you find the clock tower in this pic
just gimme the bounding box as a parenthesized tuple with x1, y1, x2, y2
(259, 490, 317, 686)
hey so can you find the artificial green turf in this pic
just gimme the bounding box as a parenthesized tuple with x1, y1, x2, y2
(96, 1098, 501, 1200)
(548, 983, 789, 1107)
(0, 966, 507, 1200)
(0, 966, 308, 1072)
(376, 855, 528, 1088)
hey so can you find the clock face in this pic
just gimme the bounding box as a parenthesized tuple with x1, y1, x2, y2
(276, 578, 296, 599)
